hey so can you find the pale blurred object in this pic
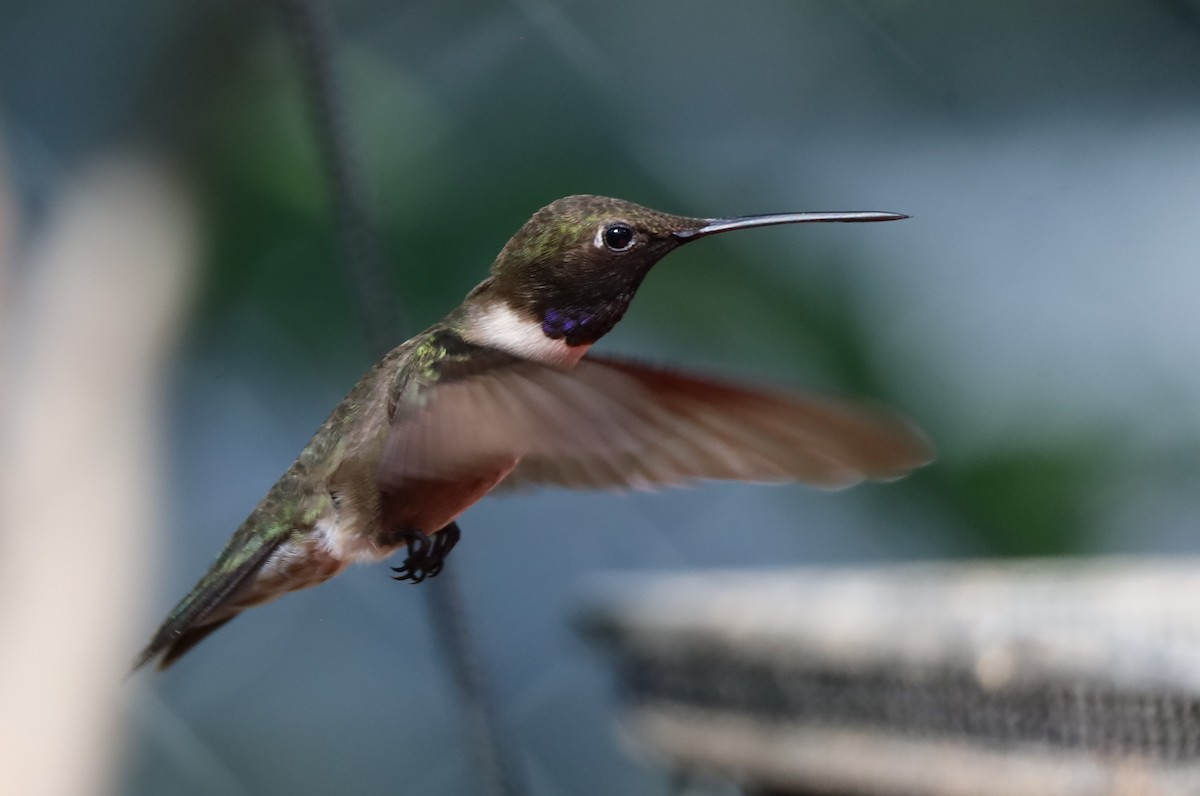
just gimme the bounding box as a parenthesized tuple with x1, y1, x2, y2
(578, 559, 1200, 796)
(0, 159, 196, 796)
(0, 140, 11, 394)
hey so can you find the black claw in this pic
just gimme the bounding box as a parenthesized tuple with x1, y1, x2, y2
(388, 523, 461, 584)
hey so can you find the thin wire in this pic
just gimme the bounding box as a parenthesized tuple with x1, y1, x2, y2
(275, 2, 522, 794)
(276, 0, 401, 355)
(428, 569, 525, 795)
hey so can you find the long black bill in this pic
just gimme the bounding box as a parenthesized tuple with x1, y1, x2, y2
(672, 211, 908, 241)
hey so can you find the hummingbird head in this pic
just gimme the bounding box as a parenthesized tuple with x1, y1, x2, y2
(461, 194, 905, 365)
(484, 195, 701, 348)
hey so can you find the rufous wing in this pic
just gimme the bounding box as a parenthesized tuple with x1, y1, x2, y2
(379, 352, 932, 493)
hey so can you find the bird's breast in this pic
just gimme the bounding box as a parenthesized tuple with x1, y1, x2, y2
(380, 460, 516, 540)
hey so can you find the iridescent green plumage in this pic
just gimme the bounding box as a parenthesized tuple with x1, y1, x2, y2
(134, 195, 925, 670)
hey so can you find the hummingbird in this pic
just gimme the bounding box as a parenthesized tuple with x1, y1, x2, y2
(133, 194, 932, 671)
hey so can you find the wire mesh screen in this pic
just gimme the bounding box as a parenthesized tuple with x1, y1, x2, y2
(577, 560, 1200, 795)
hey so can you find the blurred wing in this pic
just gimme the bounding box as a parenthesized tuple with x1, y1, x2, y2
(507, 355, 933, 490)
(380, 353, 932, 493)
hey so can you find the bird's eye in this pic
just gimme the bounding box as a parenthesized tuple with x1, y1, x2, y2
(602, 223, 635, 252)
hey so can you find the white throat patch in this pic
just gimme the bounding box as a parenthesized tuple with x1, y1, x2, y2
(461, 302, 590, 367)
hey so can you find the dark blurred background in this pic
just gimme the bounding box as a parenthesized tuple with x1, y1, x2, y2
(4, 1, 1200, 793)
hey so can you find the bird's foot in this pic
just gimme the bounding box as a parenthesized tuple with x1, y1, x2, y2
(390, 522, 461, 584)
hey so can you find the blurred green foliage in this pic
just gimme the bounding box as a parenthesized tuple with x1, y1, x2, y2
(9, 2, 1197, 794)
(936, 439, 1116, 556)
(172, 18, 1127, 560)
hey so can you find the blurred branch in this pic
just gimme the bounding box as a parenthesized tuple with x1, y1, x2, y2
(274, 3, 523, 795)
(0, 159, 196, 796)
(276, 0, 401, 354)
